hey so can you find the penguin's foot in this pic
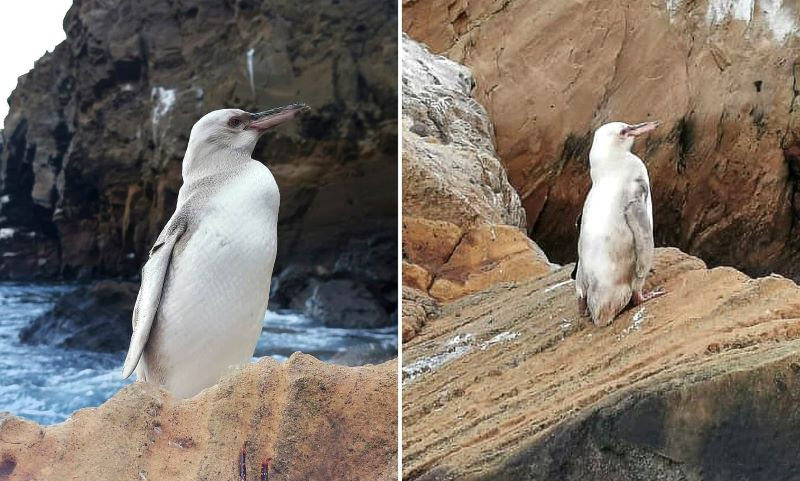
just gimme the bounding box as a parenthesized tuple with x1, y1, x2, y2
(239, 443, 271, 481)
(577, 297, 589, 317)
(240, 444, 247, 481)
(632, 287, 665, 305)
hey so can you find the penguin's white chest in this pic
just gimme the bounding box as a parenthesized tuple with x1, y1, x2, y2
(579, 176, 636, 282)
(147, 176, 278, 398)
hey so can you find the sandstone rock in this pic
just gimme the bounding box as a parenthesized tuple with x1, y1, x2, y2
(401, 35, 551, 308)
(402, 35, 525, 229)
(402, 261, 432, 293)
(404, 0, 800, 281)
(19, 280, 138, 352)
(0, 0, 397, 299)
(0, 354, 397, 481)
(402, 217, 463, 271)
(402, 247, 800, 480)
(403, 215, 553, 302)
(402, 287, 441, 343)
(428, 224, 553, 302)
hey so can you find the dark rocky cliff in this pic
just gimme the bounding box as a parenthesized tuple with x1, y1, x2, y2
(0, 0, 397, 324)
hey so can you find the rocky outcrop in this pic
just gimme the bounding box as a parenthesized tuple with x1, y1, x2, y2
(404, 0, 800, 281)
(0, 354, 397, 481)
(401, 36, 552, 337)
(0, 0, 397, 324)
(403, 219, 552, 302)
(402, 248, 800, 480)
(402, 35, 524, 230)
(19, 280, 137, 352)
(402, 287, 440, 343)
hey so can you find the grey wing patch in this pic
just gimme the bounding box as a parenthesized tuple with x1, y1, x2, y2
(121, 219, 187, 379)
(624, 177, 654, 280)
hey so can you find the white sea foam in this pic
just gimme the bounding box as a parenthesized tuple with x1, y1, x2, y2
(0, 228, 15, 240)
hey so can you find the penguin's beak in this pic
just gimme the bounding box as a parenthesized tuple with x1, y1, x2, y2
(622, 120, 659, 137)
(248, 103, 310, 132)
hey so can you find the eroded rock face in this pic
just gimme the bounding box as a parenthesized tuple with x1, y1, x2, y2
(0, 354, 397, 481)
(404, 0, 800, 280)
(402, 248, 800, 480)
(402, 35, 525, 229)
(401, 35, 552, 323)
(0, 0, 398, 318)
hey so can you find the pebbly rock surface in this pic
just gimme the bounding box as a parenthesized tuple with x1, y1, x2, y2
(0, 353, 397, 481)
(404, 0, 800, 281)
(18, 280, 137, 352)
(0, 0, 397, 326)
(402, 248, 800, 480)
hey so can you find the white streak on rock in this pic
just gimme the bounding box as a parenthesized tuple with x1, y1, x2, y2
(706, 0, 754, 23)
(0, 228, 15, 240)
(544, 279, 573, 293)
(618, 307, 648, 340)
(246, 48, 256, 97)
(759, 0, 798, 41)
(151, 87, 176, 141)
(480, 331, 519, 350)
(666, 0, 682, 18)
(403, 333, 474, 384)
(698, 0, 798, 42)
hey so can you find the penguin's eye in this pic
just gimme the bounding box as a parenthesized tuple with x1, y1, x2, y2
(228, 117, 242, 128)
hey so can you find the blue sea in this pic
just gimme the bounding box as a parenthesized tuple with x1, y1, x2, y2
(0, 283, 396, 425)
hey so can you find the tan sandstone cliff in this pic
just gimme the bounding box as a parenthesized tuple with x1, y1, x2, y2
(404, 0, 800, 281)
(401, 11, 800, 479)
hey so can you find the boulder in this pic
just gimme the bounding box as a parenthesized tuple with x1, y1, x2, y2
(402, 287, 440, 343)
(402, 248, 800, 480)
(271, 233, 398, 329)
(19, 280, 137, 352)
(291, 279, 391, 329)
(428, 224, 553, 302)
(0, 354, 397, 481)
(403, 0, 800, 280)
(402, 218, 553, 302)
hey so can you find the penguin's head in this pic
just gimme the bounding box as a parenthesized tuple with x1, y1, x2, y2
(187, 104, 310, 158)
(592, 121, 659, 154)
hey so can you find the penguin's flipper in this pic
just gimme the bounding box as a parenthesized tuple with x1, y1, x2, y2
(571, 213, 582, 280)
(122, 219, 187, 379)
(624, 178, 654, 281)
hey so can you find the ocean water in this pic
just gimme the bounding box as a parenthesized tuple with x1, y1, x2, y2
(0, 283, 396, 425)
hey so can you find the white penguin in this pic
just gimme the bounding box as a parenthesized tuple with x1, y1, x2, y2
(122, 104, 308, 398)
(575, 121, 663, 326)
